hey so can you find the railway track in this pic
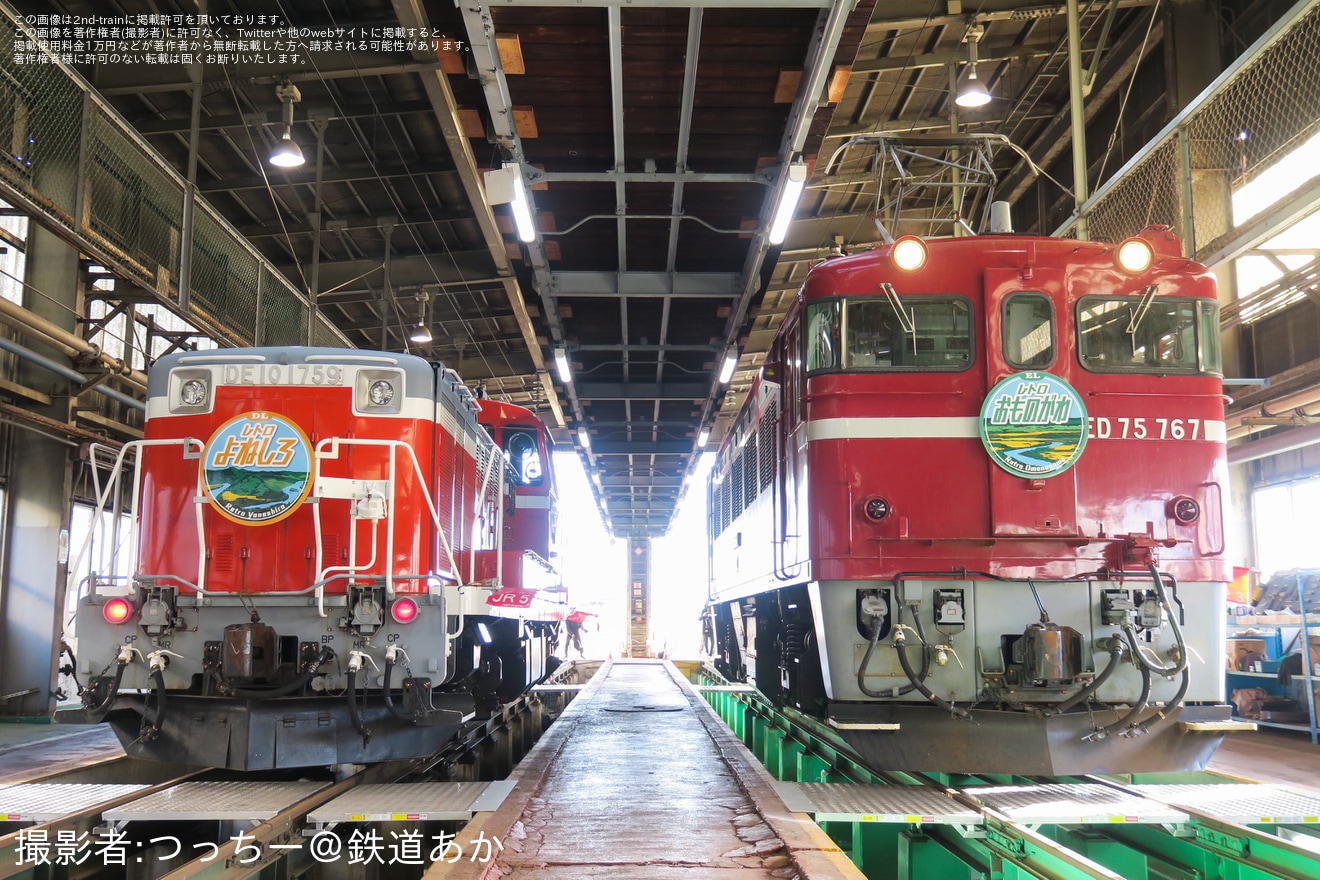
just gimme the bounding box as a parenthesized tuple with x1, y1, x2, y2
(8, 660, 1318, 880)
(695, 663, 1320, 880)
(0, 661, 594, 880)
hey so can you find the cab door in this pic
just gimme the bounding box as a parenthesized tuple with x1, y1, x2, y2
(983, 267, 1081, 537)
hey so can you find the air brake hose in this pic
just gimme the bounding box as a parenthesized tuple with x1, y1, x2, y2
(383, 656, 421, 722)
(1134, 666, 1191, 736)
(1047, 637, 1125, 716)
(893, 627, 970, 719)
(1133, 563, 1190, 677)
(83, 658, 128, 722)
(857, 604, 930, 698)
(140, 669, 166, 741)
(1085, 633, 1153, 740)
(346, 667, 371, 745)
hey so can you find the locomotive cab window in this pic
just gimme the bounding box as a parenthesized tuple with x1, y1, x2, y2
(1077, 296, 1222, 375)
(806, 295, 972, 372)
(1003, 293, 1056, 368)
(806, 300, 841, 372)
(502, 427, 544, 486)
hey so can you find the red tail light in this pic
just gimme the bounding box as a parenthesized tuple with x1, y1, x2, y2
(390, 597, 419, 624)
(102, 597, 134, 624)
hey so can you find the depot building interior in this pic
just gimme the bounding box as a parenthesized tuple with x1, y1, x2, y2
(0, 0, 1319, 873)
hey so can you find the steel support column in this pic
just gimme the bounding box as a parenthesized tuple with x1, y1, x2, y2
(1066, 0, 1091, 240)
(627, 537, 651, 658)
(0, 225, 79, 716)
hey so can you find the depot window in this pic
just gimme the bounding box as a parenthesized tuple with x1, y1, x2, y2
(806, 296, 973, 373)
(1077, 296, 1222, 375)
(1003, 293, 1056, 369)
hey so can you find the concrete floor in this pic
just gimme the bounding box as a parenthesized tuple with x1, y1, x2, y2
(1209, 727, 1320, 792)
(440, 660, 863, 879)
(0, 722, 123, 785)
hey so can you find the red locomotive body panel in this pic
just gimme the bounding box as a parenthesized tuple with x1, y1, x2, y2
(137, 387, 454, 595)
(715, 234, 1228, 594)
(706, 229, 1236, 775)
(478, 398, 558, 563)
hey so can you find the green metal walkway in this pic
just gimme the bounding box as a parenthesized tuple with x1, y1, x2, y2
(697, 673, 1320, 880)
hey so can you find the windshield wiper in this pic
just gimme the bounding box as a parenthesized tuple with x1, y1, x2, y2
(1124, 284, 1160, 338)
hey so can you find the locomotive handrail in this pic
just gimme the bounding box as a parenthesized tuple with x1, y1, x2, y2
(126, 571, 454, 602)
(319, 517, 382, 591)
(311, 438, 476, 629)
(72, 438, 206, 610)
(1085, 390, 1230, 400)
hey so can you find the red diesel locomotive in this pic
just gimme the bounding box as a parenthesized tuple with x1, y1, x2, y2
(67, 348, 563, 770)
(706, 226, 1236, 775)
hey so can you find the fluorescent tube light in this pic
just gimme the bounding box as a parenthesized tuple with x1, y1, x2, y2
(767, 162, 807, 245)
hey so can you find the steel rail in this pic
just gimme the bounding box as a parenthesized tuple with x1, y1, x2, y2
(0, 661, 589, 880)
(0, 768, 208, 880)
(1081, 774, 1320, 880)
(154, 673, 581, 880)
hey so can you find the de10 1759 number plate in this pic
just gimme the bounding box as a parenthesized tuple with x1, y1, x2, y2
(218, 364, 345, 386)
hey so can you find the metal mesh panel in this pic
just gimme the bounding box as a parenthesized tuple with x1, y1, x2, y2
(0, 22, 83, 223)
(1072, 0, 1320, 265)
(85, 109, 183, 293)
(188, 202, 260, 344)
(731, 456, 744, 521)
(259, 267, 310, 347)
(313, 312, 344, 348)
(1082, 139, 1183, 245)
(1186, 3, 1320, 256)
(0, 6, 352, 353)
(723, 476, 732, 532)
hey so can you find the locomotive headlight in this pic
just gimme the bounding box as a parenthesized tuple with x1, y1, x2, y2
(1116, 237, 1154, 273)
(369, 380, 395, 406)
(169, 368, 212, 413)
(180, 379, 207, 406)
(390, 597, 420, 624)
(102, 596, 134, 624)
(355, 369, 404, 414)
(862, 495, 892, 521)
(890, 236, 927, 272)
(1169, 495, 1201, 525)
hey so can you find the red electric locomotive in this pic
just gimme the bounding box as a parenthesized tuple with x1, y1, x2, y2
(66, 348, 562, 770)
(706, 223, 1237, 775)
